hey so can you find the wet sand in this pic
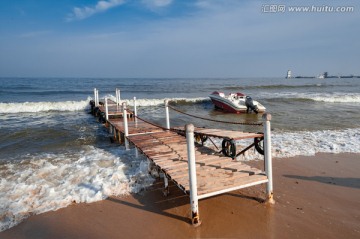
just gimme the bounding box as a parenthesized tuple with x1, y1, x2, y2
(1, 153, 359, 239)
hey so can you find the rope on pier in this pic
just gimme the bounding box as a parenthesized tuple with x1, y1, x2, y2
(127, 109, 169, 130)
(167, 105, 263, 126)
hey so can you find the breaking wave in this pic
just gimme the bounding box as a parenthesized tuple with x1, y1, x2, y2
(223, 83, 350, 91)
(3, 91, 357, 115)
(0, 146, 154, 232)
(262, 92, 360, 103)
(0, 98, 91, 113)
(0, 96, 207, 114)
(104, 95, 209, 107)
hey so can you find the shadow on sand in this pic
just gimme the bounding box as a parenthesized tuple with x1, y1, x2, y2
(107, 177, 266, 224)
(107, 180, 191, 223)
(283, 174, 360, 189)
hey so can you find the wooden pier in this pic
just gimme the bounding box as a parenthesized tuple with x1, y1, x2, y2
(90, 89, 274, 226)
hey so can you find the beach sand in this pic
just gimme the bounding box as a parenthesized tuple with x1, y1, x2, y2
(1, 153, 359, 239)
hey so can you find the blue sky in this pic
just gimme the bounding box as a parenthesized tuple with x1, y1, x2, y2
(0, 0, 359, 77)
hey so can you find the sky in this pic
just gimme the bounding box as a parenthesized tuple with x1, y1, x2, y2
(0, 0, 359, 78)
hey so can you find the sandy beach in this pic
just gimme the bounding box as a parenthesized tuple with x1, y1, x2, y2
(1, 153, 359, 239)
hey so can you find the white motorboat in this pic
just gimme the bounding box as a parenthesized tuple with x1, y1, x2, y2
(209, 91, 266, 114)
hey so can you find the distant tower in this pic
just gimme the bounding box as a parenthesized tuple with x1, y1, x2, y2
(286, 70, 292, 79)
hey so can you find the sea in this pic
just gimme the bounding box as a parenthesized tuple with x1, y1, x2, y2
(0, 77, 359, 231)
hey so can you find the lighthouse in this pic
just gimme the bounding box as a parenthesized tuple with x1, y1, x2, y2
(286, 70, 292, 79)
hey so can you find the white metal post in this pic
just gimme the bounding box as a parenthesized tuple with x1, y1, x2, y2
(134, 97, 138, 124)
(263, 113, 275, 204)
(96, 90, 99, 107)
(165, 100, 170, 130)
(133, 97, 137, 117)
(118, 89, 121, 105)
(186, 124, 201, 226)
(94, 88, 97, 106)
(122, 102, 129, 150)
(116, 88, 119, 105)
(105, 97, 109, 121)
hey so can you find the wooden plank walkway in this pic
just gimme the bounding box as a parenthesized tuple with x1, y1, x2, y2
(91, 93, 273, 226)
(107, 117, 267, 200)
(97, 100, 133, 117)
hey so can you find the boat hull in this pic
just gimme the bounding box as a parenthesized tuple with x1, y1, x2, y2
(210, 97, 245, 113)
(209, 93, 266, 113)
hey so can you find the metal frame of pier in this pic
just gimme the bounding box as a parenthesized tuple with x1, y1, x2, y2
(90, 88, 274, 226)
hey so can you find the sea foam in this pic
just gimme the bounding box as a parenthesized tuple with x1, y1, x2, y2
(262, 92, 360, 103)
(0, 146, 154, 232)
(105, 95, 208, 107)
(0, 98, 91, 113)
(207, 128, 360, 161)
(0, 96, 208, 114)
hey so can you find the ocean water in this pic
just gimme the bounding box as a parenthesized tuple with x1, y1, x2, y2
(0, 77, 359, 231)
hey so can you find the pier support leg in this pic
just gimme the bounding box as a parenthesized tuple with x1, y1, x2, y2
(263, 113, 275, 204)
(118, 130, 122, 143)
(105, 97, 109, 127)
(163, 176, 169, 196)
(165, 100, 170, 130)
(186, 124, 201, 226)
(134, 147, 139, 158)
(122, 102, 129, 150)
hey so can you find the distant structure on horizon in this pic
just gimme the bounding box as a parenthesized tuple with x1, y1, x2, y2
(286, 70, 292, 79)
(285, 70, 359, 79)
(317, 72, 328, 79)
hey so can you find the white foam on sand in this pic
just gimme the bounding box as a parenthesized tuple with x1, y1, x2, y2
(271, 128, 360, 157)
(0, 146, 154, 232)
(1, 123, 359, 231)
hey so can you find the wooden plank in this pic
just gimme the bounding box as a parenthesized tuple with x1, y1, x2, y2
(167, 160, 260, 181)
(196, 174, 268, 196)
(158, 161, 188, 170)
(182, 169, 263, 189)
(172, 170, 265, 193)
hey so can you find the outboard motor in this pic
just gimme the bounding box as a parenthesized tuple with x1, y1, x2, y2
(245, 96, 259, 114)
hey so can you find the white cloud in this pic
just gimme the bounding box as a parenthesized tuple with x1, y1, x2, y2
(67, 0, 125, 21)
(141, 0, 173, 9)
(151, 0, 173, 7)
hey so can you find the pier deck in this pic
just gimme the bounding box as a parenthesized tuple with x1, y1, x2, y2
(91, 93, 273, 225)
(107, 117, 267, 199)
